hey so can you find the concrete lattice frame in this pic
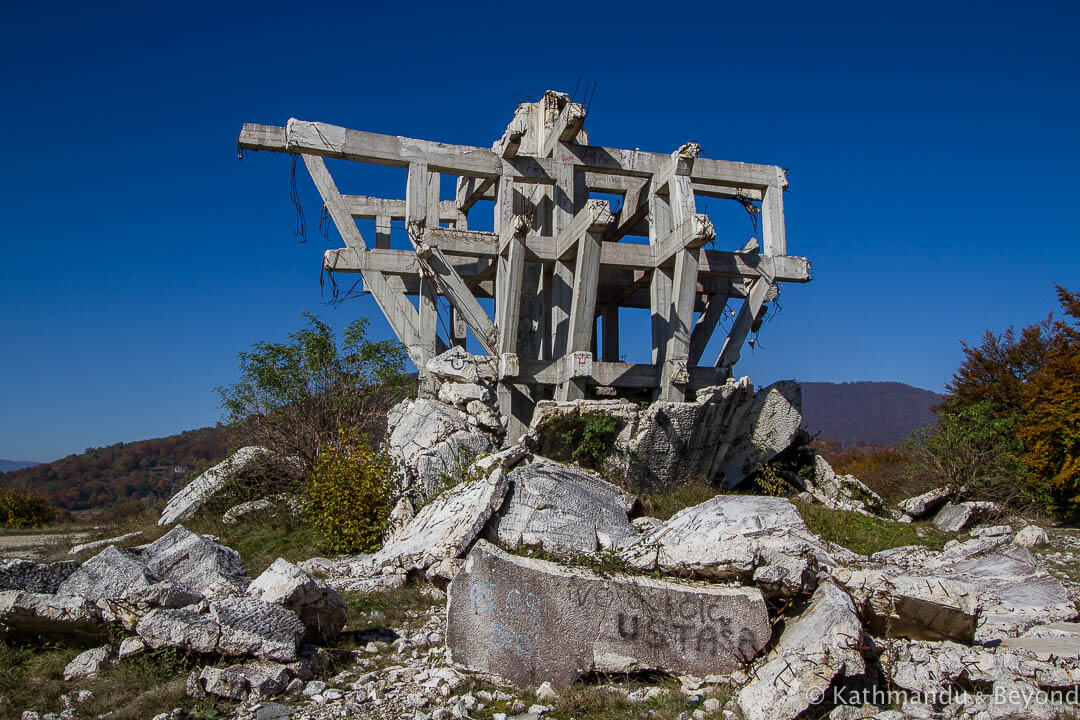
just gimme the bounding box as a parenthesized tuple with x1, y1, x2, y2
(238, 90, 810, 440)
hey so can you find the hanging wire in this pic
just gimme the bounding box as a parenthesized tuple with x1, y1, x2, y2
(289, 154, 307, 243)
(318, 203, 331, 242)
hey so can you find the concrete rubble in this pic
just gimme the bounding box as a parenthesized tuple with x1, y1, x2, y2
(447, 540, 771, 687)
(799, 454, 888, 517)
(896, 486, 952, 521)
(737, 581, 865, 720)
(159, 446, 269, 525)
(527, 378, 801, 493)
(0, 558, 78, 593)
(63, 645, 114, 681)
(248, 559, 347, 644)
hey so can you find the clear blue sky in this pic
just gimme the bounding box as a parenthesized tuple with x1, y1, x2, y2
(1, 1, 1077, 462)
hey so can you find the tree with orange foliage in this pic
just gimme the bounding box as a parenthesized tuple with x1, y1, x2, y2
(1018, 286, 1080, 517)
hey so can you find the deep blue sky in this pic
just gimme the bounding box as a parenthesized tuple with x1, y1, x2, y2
(2, 1, 1077, 462)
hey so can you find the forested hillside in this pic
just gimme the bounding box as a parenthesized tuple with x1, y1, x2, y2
(0, 427, 232, 511)
(801, 381, 943, 447)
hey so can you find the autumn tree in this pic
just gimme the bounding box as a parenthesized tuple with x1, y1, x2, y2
(1019, 285, 1080, 517)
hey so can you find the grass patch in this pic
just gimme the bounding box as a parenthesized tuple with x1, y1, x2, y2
(0, 641, 224, 720)
(340, 581, 443, 636)
(546, 681, 714, 720)
(794, 499, 951, 555)
(636, 480, 719, 521)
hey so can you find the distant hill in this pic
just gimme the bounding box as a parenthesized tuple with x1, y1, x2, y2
(0, 427, 233, 511)
(0, 459, 40, 473)
(800, 381, 943, 447)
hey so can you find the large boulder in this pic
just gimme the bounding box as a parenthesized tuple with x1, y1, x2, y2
(137, 526, 250, 595)
(56, 546, 156, 600)
(447, 540, 770, 687)
(248, 558, 347, 644)
(485, 458, 638, 555)
(387, 397, 497, 503)
(159, 446, 269, 525)
(0, 559, 79, 594)
(738, 582, 866, 720)
(717, 380, 803, 489)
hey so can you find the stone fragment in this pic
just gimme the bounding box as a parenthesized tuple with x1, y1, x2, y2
(987, 678, 1064, 720)
(56, 546, 156, 600)
(737, 582, 865, 720)
(117, 636, 146, 659)
(63, 645, 113, 681)
(200, 666, 250, 700)
(255, 703, 294, 720)
(447, 540, 770, 687)
(0, 590, 105, 642)
(933, 501, 999, 533)
(387, 398, 497, 503)
(69, 532, 143, 556)
(159, 446, 269, 525)
(248, 558, 347, 644)
(1013, 525, 1049, 548)
(971, 524, 1012, 538)
(367, 466, 509, 575)
(830, 567, 979, 642)
(383, 496, 415, 545)
(137, 525, 250, 595)
(0, 559, 79, 594)
(486, 458, 638, 555)
(897, 487, 952, 520)
(438, 381, 493, 407)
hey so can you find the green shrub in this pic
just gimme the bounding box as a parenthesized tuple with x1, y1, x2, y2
(304, 427, 395, 553)
(0, 488, 57, 528)
(537, 413, 624, 469)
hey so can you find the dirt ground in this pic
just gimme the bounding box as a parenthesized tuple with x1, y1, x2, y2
(0, 531, 89, 560)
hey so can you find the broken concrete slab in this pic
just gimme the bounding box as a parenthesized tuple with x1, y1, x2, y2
(0, 591, 106, 643)
(485, 458, 638, 555)
(137, 525, 250, 596)
(387, 397, 497, 503)
(620, 495, 837, 598)
(897, 487, 952, 521)
(933, 500, 999, 533)
(717, 380, 803, 490)
(159, 446, 269, 525)
(438, 381, 494, 408)
(248, 558, 347, 644)
(137, 597, 304, 662)
(830, 567, 979, 643)
(56, 546, 157, 600)
(367, 467, 509, 575)
(447, 540, 770, 687)
(737, 581, 865, 720)
(222, 494, 300, 526)
(0, 559, 79, 594)
(64, 645, 113, 681)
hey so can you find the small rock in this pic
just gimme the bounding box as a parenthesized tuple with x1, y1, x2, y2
(117, 637, 146, 659)
(254, 703, 293, 720)
(302, 680, 327, 697)
(63, 645, 113, 681)
(535, 682, 558, 702)
(1014, 525, 1049, 548)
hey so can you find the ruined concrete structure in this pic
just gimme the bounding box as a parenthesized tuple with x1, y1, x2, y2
(238, 91, 810, 439)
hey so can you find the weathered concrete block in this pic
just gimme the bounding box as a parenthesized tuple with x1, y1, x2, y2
(63, 645, 113, 681)
(831, 567, 979, 642)
(137, 525, 250, 596)
(897, 487, 952, 520)
(0, 590, 106, 643)
(718, 380, 802, 489)
(485, 458, 637, 555)
(933, 500, 999, 533)
(69, 532, 143, 556)
(159, 446, 268, 525)
(248, 558, 347, 644)
(447, 540, 770, 687)
(425, 346, 497, 384)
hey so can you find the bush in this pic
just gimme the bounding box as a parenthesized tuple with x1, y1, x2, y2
(536, 413, 624, 470)
(903, 401, 1030, 507)
(217, 314, 412, 483)
(0, 488, 57, 528)
(304, 427, 395, 553)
